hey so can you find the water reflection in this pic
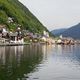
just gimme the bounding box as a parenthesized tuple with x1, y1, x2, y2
(61, 45, 80, 64)
(0, 45, 43, 80)
(28, 45, 80, 80)
(0, 45, 80, 80)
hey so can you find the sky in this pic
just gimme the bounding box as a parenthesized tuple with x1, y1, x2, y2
(19, 0, 80, 31)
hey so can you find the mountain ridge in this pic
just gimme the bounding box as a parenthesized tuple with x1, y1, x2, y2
(61, 23, 80, 39)
(51, 28, 67, 36)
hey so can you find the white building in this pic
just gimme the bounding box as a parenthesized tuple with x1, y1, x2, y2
(9, 32, 24, 44)
(43, 31, 49, 37)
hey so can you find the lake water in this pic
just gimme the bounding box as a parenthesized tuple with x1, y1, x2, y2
(0, 44, 80, 80)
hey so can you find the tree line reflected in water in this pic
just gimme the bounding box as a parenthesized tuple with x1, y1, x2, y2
(0, 45, 44, 80)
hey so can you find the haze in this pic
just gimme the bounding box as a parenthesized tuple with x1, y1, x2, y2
(19, 0, 80, 31)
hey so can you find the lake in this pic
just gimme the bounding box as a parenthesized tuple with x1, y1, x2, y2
(0, 44, 80, 80)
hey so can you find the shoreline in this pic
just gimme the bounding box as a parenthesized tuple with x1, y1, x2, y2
(0, 43, 30, 46)
(0, 42, 80, 46)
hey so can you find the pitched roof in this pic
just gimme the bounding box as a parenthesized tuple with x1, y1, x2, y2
(9, 33, 17, 37)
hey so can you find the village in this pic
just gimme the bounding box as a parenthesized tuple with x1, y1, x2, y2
(0, 16, 54, 45)
(0, 17, 80, 46)
(0, 24, 52, 45)
(0, 17, 54, 45)
(0, 24, 80, 46)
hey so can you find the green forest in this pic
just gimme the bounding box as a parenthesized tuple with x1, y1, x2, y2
(0, 0, 48, 34)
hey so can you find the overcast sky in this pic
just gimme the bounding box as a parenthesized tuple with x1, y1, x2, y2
(19, 0, 80, 31)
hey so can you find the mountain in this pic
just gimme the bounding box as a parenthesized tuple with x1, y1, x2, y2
(62, 23, 80, 39)
(0, 0, 48, 33)
(51, 28, 67, 36)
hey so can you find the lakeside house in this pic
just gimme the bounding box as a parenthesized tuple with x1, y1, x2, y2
(56, 35, 75, 45)
(0, 25, 8, 43)
(40, 31, 49, 42)
(9, 27, 24, 44)
(9, 32, 24, 43)
(0, 26, 24, 44)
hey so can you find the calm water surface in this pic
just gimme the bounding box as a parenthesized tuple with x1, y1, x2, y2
(0, 45, 80, 80)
